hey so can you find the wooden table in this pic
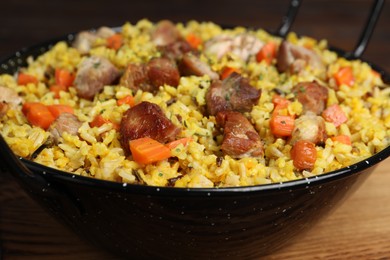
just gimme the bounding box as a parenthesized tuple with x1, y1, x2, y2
(1, 1, 390, 259)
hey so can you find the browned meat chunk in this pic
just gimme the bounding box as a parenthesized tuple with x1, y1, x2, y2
(0, 86, 22, 117)
(147, 57, 180, 89)
(289, 112, 327, 145)
(159, 39, 194, 61)
(120, 57, 180, 93)
(74, 56, 120, 100)
(49, 113, 83, 143)
(120, 63, 150, 92)
(292, 81, 328, 115)
(179, 53, 219, 80)
(216, 111, 263, 158)
(151, 20, 181, 46)
(120, 101, 181, 154)
(277, 41, 324, 73)
(206, 72, 261, 116)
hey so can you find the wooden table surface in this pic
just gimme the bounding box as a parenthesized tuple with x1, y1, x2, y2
(1, 1, 390, 259)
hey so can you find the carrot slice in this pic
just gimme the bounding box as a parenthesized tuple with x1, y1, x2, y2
(47, 104, 74, 119)
(290, 140, 317, 171)
(186, 33, 202, 49)
(270, 115, 295, 137)
(55, 68, 75, 88)
(334, 67, 354, 87)
(106, 33, 123, 50)
(322, 104, 347, 127)
(256, 41, 277, 64)
(331, 135, 351, 145)
(17, 73, 38, 85)
(220, 67, 240, 80)
(166, 137, 193, 150)
(90, 114, 119, 130)
(22, 102, 55, 130)
(49, 85, 67, 98)
(130, 137, 172, 164)
(117, 95, 135, 107)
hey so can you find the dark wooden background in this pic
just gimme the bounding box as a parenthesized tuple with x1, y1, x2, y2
(1, 0, 390, 259)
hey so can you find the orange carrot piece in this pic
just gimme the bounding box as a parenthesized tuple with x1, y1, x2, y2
(22, 102, 55, 130)
(220, 67, 240, 80)
(256, 41, 277, 64)
(55, 68, 75, 88)
(17, 73, 38, 85)
(130, 137, 172, 164)
(334, 67, 355, 87)
(270, 115, 295, 137)
(90, 114, 119, 130)
(117, 95, 135, 107)
(331, 135, 351, 145)
(47, 104, 74, 119)
(49, 85, 67, 98)
(106, 33, 123, 50)
(166, 137, 193, 150)
(290, 140, 317, 171)
(186, 33, 202, 49)
(322, 104, 347, 127)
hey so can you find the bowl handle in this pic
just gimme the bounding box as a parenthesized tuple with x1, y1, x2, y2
(276, 0, 384, 59)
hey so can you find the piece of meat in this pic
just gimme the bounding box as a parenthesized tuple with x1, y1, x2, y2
(74, 56, 120, 100)
(120, 63, 151, 92)
(49, 113, 82, 143)
(179, 53, 219, 80)
(204, 34, 264, 61)
(151, 20, 181, 47)
(120, 57, 180, 94)
(72, 27, 117, 54)
(216, 111, 263, 158)
(0, 86, 23, 117)
(277, 40, 324, 73)
(292, 81, 328, 115)
(96, 26, 116, 38)
(147, 57, 180, 88)
(206, 72, 261, 116)
(120, 101, 181, 154)
(158, 39, 194, 61)
(72, 31, 98, 55)
(289, 112, 327, 145)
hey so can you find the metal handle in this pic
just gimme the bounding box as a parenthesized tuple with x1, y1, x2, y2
(277, 0, 302, 38)
(277, 0, 384, 59)
(345, 0, 384, 59)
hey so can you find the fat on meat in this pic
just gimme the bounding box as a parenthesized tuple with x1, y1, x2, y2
(74, 56, 120, 100)
(179, 53, 219, 80)
(216, 111, 263, 158)
(120, 101, 181, 155)
(277, 40, 324, 73)
(289, 112, 327, 145)
(49, 113, 82, 143)
(72, 27, 116, 55)
(151, 20, 181, 46)
(0, 86, 22, 117)
(206, 72, 261, 116)
(204, 34, 264, 61)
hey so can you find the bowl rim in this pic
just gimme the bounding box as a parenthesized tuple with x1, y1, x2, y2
(1, 27, 390, 195)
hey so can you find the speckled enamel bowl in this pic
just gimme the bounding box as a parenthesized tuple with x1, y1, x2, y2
(0, 13, 389, 259)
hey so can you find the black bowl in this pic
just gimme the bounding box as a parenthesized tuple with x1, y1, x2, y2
(0, 28, 389, 259)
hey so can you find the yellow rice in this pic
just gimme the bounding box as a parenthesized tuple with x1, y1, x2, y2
(0, 19, 389, 187)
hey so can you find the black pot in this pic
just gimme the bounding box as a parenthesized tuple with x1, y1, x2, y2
(0, 1, 388, 259)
